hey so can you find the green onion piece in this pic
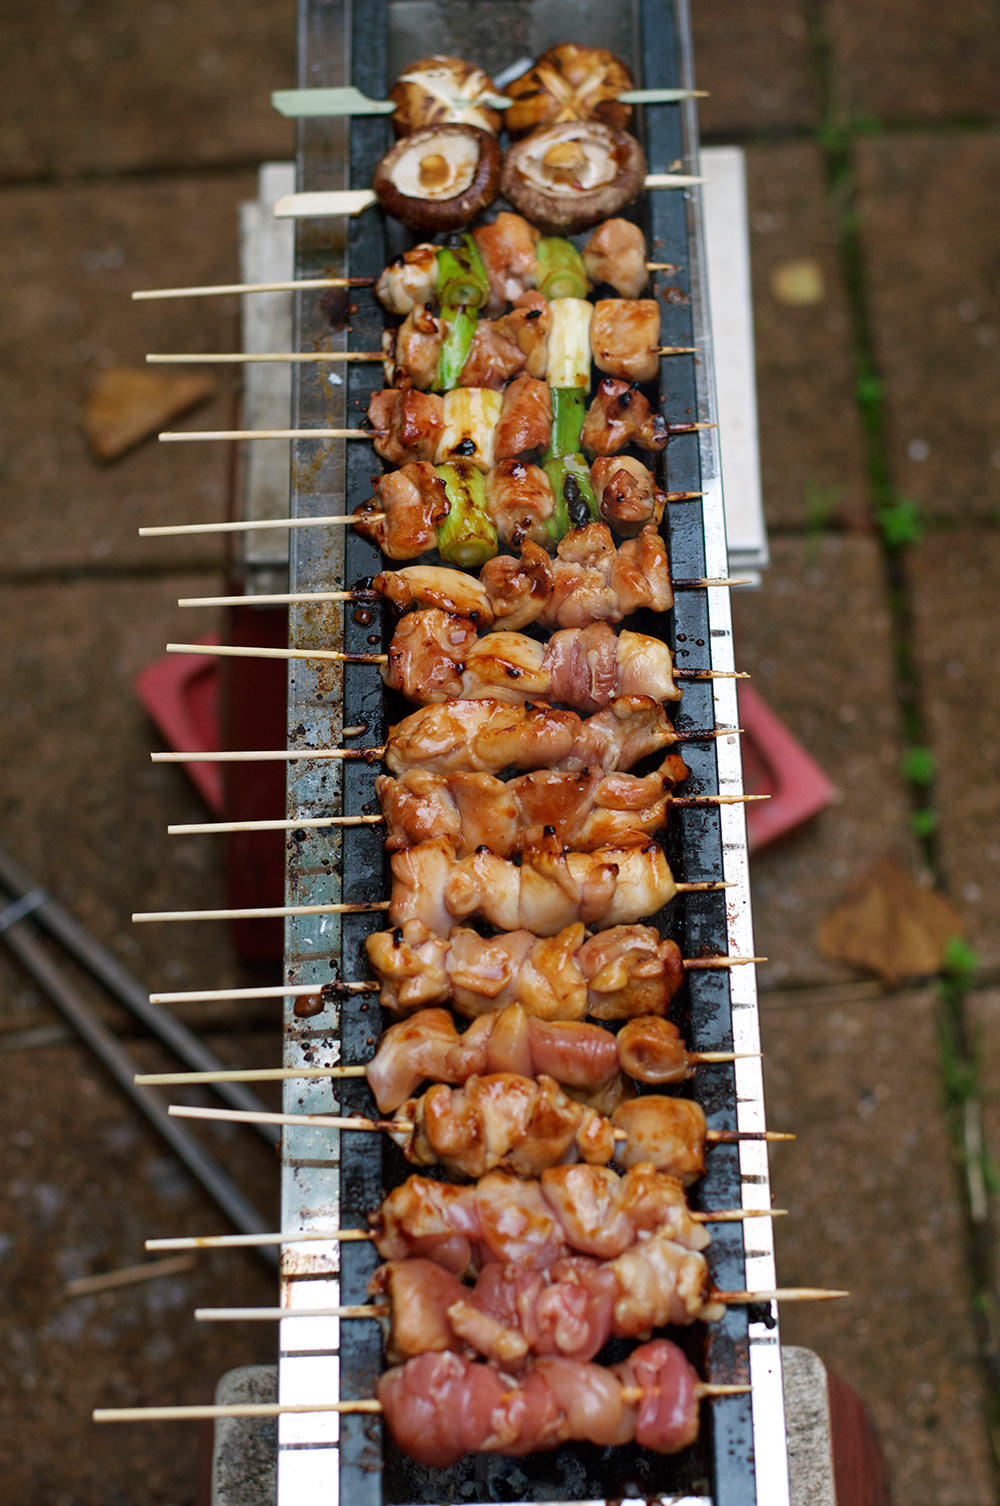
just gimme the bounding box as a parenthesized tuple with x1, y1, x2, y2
(437, 305, 478, 392)
(536, 238, 590, 301)
(436, 234, 490, 310)
(545, 388, 587, 461)
(543, 454, 600, 542)
(435, 460, 499, 568)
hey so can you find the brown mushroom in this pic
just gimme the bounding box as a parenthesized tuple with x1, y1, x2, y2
(504, 44, 634, 139)
(374, 125, 502, 233)
(390, 55, 503, 137)
(500, 122, 647, 236)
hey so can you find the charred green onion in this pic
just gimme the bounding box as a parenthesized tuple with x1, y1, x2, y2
(535, 237, 591, 301)
(435, 459, 499, 567)
(543, 454, 600, 541)
(435, 234, 490, 392)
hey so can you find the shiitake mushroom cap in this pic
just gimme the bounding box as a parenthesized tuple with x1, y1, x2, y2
(374, 125, 502, 232)
(504, 44, 634, 139)
(389, 55, 503, 137)
(500, 121, 647, 236)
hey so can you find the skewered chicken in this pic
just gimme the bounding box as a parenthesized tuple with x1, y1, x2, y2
(355, 461, 449, 560)
(484, 459, 559, 547)
(378, 1340, 703, 1467)
(383, 695, 687, 778)
(374, 242, 440, 315)
(473, 211, 542, 315)
(582, 218, 649, 298)
(373, 522, 672, 631)
(368, 387, 444, 467)
(373, 1161, 710, 1273)
(382, 612, 681, 710)
(582, 377, 670, 455)
(376, 751, 688, 856)
(372, 1237, 723, 1367)
(387, 834, 682, 936)
(493, 371, 552, 455)
(388, 1072, 710, 1181)
(590, 299, 660, 384)
(365, 1006, 699, 1115)
(591, 455, 666, 535)
(366, 918, 685, 1022)
(493, 299, 552, 383)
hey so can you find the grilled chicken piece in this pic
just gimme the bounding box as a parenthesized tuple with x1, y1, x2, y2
(374, 563, 493, 623)
(485, 459, 557, 548)
(376, 751, 688, 856)
(388, 834, 681, 936)
(353, 462, 448, 560)
(473, 211, 542, 315)
(368, 387, 444, 466)
(493, 373, 553, 459)
(366, 1004, 646, 1115)
(583, 218, 649, 298)
(582, 377, 670, 456)
(382, 611, 681, 710)
(383, 694, 684, 778)
(387, 302, 443, 390)
(611, 1096, 708, 1182)
(375, 242, 439, 314)
(366, 918, 686, 1023)
(591, 299, 661, 383)
(458, 319, 528, 390)
(373, 1162, 710, 1275)
(591, 455, 666, 535)
(377, 1340, 701, 1467)
(494, 292, 552, 379)
(371, 1234, 720, 1370)
(390, 1072, 617, 1178)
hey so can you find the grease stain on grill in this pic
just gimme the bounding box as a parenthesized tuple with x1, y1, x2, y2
(294, 993, 326, 1019)
(354, 608, 374, 626)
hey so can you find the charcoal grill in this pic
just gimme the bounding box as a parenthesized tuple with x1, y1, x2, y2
(274, 2, 788, 1502)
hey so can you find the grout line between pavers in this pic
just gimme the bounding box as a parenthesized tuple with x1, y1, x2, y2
(804, 1, 1000, 1486)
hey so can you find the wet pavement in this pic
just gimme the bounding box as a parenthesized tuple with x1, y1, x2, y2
(1, 2, 999, 1502)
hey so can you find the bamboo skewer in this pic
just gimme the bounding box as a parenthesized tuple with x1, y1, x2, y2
(146, 1207, 781, 1253)
(95, 1380, 748, 1423)
(149, 727, 741, 767)
(132, 901, 392, 924)
(166, 1103, 792, 1142)
(193, 1286, 843, 1324)
(149, 348, 699, 369)
(139, 494, 704, 539)
(165, 794, 767, 837)
(273, 177, 707, 221)
(146, 956, 763, 1005)
(160, 427, 373, 442)
(176, 577, 751, 607)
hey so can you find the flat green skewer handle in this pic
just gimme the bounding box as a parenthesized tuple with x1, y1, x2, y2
(272, 86, 396, 117)
(617, 87, 708, 103)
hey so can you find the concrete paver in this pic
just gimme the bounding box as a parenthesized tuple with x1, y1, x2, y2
(0, 173, 263, 574)
(0, 573, 243, 993)
(0, 1029, 280, 1506)
(855, 132, 1000, 523)
(0, 0, 294, 181)
(827, 0, 1000, 125)
(692, 0, 818, 138)
(762, 986, 995, 1505)
(732, 535, 917, 988)
(907, 529, 1000, 967)
(745, 142, 870, 531)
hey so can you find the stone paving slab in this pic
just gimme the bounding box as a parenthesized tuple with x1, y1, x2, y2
(906, 529, 1000, 967)
(0, 0, 294, 182)
(0, 172, 261, 574)
(0, 573, 248, 995)
(855, 132, 1000, 523)
(692, 0, 818, 138)
(967, 988, 1000, 1290)
(827, 0, 1000, 125)
(0, 1028, 280, 1506)
(745, 141, 870, 531)
(762, 986, 995, 1505)
(732, 534, 917, 988)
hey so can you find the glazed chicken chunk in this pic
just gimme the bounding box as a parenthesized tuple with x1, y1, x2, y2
(485, 460, 557, 549)
(591, 299, 661, 384)
(591, 455, 667, 535)
(582, 377, 670, 456)
(494, 292, 552, 379)
(353, 462, 448, 560)
(375, 242, 439, 314)
(472, 210, 542, 315)
(582, 217, 649, 298)
(493, 373, 553, 460)
(368, 386, 444, 466)
(385, 302, 442, 390)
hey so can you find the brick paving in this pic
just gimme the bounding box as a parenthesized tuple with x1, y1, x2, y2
(1, 4, 998, 1504)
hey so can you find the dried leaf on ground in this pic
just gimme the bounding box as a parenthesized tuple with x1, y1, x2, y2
(82, 366, 217, 461)
(817, 859, 963, 985)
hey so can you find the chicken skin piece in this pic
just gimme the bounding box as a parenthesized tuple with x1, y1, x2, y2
(582, 218, 649, 298)
(582, 377, 670, 456)
(458, 319, 528, 390)
(591, 455, 667, 535)
(388, 834, 681, 937)
(485, 460, 557, 549)
(353, 462, 448, 560)
(385, 302, 442, 390)
(494, 292, 552, 380)
(366, 919, 686, 1023)
(373, 563, 493, 624)
(473, 211, 542, 315)
(375, 242, 439, 314)
(591, 299, 661, 384)
(368, 386, 444, 466)
(493, 373, 553, 460)
(383, 694, 684, 779)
